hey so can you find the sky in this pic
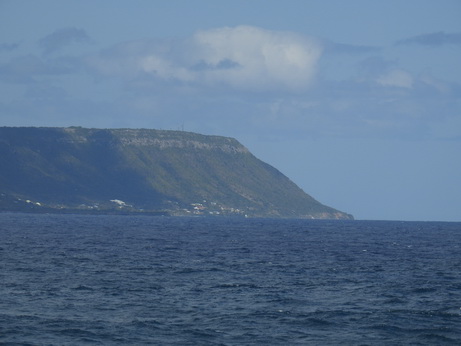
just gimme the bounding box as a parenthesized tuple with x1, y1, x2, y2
(1, 0, 460, 221)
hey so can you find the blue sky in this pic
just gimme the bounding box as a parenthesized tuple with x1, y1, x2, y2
(1, 0, 460, 221)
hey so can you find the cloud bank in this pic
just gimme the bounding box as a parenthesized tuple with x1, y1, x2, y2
(1, 25, 459, 141)
(88, 26, 322, 91)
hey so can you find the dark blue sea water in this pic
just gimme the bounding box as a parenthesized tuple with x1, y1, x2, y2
(1, 213, 460, 345)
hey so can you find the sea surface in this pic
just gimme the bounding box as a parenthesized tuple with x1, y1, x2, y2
(1, 213, 460, 345)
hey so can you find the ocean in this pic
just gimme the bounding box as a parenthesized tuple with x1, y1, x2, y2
(1, 213, 460, 345)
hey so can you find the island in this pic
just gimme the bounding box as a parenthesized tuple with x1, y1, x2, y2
(0, 127, 353, 219)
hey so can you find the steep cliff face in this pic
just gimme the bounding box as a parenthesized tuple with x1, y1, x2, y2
(0, 127, 353, 219)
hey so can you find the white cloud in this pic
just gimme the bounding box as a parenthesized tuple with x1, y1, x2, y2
(191, 26, 322, 90)
(88, 26, 322, 92)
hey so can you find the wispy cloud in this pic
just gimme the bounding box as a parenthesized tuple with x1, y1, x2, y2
(39, 27, 90, 55)
(87, 26, 323, 92)
(0, 55, 82, 83)
(354, 56, 413, 89)
(377, 69, 414, 88)
(0, 43, 19, 52)
(396, 31, 461, 46)
(322, 41, 379, 55)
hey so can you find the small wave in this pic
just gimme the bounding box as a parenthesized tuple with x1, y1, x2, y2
(212, 283, 261, 289)
(130, 318, 164, 330)
(382, 297, 407, 304)
(72, 285, 94, 291)
(412, 286, 438, 294)
(420, 332, 459, 343)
